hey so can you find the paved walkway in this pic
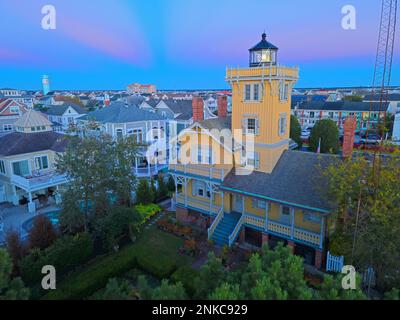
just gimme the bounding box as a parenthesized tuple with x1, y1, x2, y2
(0, 204, 60, 245)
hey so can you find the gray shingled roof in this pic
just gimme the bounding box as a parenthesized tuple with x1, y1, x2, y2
(221, 150, 338, 213)
(292, 101, 389, 112)
(364, 93, 400, 101)
(79, 102, 165, 123)
(44, 103, 87, 116)
(0, 132, 68, 156)
(199, 116, 231, 131)
(162, 99, 193, 120)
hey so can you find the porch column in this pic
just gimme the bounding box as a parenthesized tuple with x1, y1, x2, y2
(135, 158, 138, 175)
(147, 159, 151, 176)
(184, 177, 188, 206)
(320, 216, 325, 250)
(221, 191, 224, 212)
(27, 192, 36, 214)
(11, 185, 19, 205)
(262, 233, 269, 247)
(315, 249, 323, 269)
(287, 240, 295, 253)
(208, 183, 212, 214)
(290, 208, 295, 239)
(265, 202, 269, 232)
(242, 196, 245, 215)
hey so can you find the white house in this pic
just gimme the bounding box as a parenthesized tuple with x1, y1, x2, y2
(44, 103, 87, 133)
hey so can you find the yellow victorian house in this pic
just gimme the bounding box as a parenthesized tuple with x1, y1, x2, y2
(169, 33, 335, 269)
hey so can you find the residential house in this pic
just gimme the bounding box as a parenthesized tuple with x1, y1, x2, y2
(364, 93, 400, 114)
(292, 101, 391, 132)
(169, 33, 338, 269)
(44, 103, 87, 133)
(78, 102, 169, 178)
(0, 110, 68, 212)
(0, 98, 29, 136)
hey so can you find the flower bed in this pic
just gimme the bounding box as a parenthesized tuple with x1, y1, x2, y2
(156, 220, 193, 239)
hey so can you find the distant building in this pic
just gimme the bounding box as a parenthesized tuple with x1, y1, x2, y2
(292, 101, 391, 132)
(363, 93, 400, 114)
(0, 110, 68, 212)
(0, 88, 21, 97)
(0, 98, 29, 136)
(127, 83, 156, 94)
(42, 75, 50, 95)
(44, 103, 87, 133)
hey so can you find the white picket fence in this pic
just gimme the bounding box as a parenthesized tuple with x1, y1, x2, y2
(326, 251, 344, 273)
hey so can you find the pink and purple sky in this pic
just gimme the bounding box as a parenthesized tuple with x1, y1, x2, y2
(0, 0, 399, 90)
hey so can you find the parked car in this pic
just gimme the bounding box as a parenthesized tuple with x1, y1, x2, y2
(361, 133, 381, 145)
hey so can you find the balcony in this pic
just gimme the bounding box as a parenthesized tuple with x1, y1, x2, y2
(11, 171, 68, 192)
(242, 213, 322, 248)
(226, 65, 299, 81)
(176, 193, 220, 215)
(169, 163, 227, 181)
(134, 164, 168, 178)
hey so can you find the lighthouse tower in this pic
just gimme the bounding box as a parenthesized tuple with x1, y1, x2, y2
(226, 33, 299, 173)
(42, 75, 50, 95)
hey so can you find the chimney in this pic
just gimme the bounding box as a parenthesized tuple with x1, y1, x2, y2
(342, 117, 357, 158)
(192, 97, 204, 122)
(217, 96, 228, 118)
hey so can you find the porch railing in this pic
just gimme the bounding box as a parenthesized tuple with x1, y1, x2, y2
(243, 213, 321, 247)
(228, 214, 245, 246)
(208, 207, 224, 240)
(11, 172, 68, 192)
(169, 163, 225, 181)
(175, 193, 220, 215)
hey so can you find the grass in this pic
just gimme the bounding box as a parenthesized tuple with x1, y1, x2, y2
(42, 223, 192, 300)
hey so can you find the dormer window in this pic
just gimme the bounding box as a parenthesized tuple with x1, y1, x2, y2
(10, 106, 19, 114)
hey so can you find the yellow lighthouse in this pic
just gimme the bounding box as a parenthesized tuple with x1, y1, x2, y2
(227, 33, 299, 173)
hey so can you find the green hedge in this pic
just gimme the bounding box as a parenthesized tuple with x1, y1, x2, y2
(42, 245, 138, 300)
(136, 252, 177, 279)
(20, 233, 93, 285)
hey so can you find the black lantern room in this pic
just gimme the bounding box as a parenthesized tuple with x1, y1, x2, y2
(249, 33, 278, 67)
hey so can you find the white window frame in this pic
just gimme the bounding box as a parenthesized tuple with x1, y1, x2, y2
(11, 159, 30, 177)
(34, 155, 49, 171)
(10, 106, 20, 114)
(252, 198, 266, 209)
(279, 81, 289, 102)
(0, 160, 6, 175)
(243, 117, 259, 135)
(192, 181, 211, 199)
(279, 113, 287, 136)
(244, 83, 262, 102)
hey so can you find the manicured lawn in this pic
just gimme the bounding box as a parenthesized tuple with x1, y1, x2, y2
(42, 223, 192, 300)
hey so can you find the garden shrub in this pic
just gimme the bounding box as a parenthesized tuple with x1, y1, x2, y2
(20, 232, 93, 285)
(42, 244, 138, 300)
(171, 266, 199, 297)
(135, 253, 177, 279)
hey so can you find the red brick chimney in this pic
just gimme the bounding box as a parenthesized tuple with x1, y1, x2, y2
(192, 97, 204, 122)
(342, 117, 357, 158)
(217, 96, 228, 118)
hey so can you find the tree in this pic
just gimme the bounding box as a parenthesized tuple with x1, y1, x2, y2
(315, 274, 366, 300)
(151, 279, 187, 300)
(241, 243, 312, 300)
(167, 175, 176, 193)
(137, 275, 152, 300)
(324, 152, 400, 291)
(209, 283, 241, 300)
(28, 215, 58, 250)
(59, 187, 85, 235)
(94, 207, 139, 251)
(136, 179, 154, 205)
(5, 230, 27, 275)
(0, 249, 30, 300)
(156, 174, 168, 201)
(112, 136, 138, 206)
(309, 119, 340, 154)
(95, 278, 133, 300)
(343, 95, 363, 102)
(384, 288, 400, 300)
(194, 252, 225, 299)
(57, 134, 114, 229)
(290, 115, 302, 147)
